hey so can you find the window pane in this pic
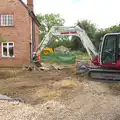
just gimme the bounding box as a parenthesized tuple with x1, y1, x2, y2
(9, 47, 14, 57)
(9, 19, 13, 25)
(102, 35, 117, 64)
(9, 43, 13, 46)
(8, 15, 13, 25)
(3, 47, 7, 56)
(3, 43, 7, 46)
(3, 15, 7, 25)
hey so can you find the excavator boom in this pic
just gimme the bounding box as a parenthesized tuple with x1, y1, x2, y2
(36, 25, 98, 60)
(34, 25, 120, 81)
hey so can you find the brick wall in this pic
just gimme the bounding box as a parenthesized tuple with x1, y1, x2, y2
(0, 0, 39, 67)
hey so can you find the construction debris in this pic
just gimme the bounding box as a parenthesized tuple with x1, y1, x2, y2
(40, 66, 50, 71)
(23, 62, 70, 71)
(0, 94, 24, 103)
(52, 64, 65, 70)
(54, 45, 70, 53)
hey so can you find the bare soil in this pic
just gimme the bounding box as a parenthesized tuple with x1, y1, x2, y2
(0, 66, 80, 105)
(1, 66, 120, 120)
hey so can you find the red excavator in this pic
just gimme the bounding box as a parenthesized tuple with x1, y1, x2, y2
(35, 25, 120, 80)
(89, 33, 120, 80)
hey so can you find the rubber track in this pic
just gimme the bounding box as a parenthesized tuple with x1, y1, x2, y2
(88, 68, 120, 81)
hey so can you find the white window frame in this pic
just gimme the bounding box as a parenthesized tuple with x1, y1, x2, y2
(1, 15, 14, 26)
(1, 42, 15, 58)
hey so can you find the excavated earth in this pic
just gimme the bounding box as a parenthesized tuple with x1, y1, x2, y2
(0, 65, 120, 120)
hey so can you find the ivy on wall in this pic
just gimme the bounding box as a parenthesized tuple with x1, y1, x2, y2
(0, 35, 8, 42)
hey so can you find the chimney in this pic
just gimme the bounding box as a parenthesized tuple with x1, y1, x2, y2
(27, 0, 34, 11)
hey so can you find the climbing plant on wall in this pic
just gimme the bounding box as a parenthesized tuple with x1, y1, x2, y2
(0, 35, 8, 42)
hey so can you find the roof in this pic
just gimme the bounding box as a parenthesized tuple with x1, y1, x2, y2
(19, 0, 40, 26)
(105, 33, 120, 35)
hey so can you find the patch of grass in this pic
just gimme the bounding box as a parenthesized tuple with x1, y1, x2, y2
(62, 80, 75, 86)
(72, 51, 90, 60)
(36, 88, 62, 100)
(40, 51, 90, 65)
(62, 80, 77, 88)
(45, 91, 61, 99)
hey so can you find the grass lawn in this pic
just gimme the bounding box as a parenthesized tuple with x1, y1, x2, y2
(71, 51, 90, 60)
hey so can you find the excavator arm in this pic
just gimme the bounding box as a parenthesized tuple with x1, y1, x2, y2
(31, 25, 120, 81)
(36, 25, 98, 60)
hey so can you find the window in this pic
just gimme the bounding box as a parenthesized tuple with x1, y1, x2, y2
(0, 15, 14, 26)
(2, 42, 14, 57)
(103, 35, 117, 52)
(101, 35, 117, 64)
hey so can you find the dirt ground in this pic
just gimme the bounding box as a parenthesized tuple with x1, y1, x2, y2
(1, 65, 120, 120)
(0, 65, 80, 105)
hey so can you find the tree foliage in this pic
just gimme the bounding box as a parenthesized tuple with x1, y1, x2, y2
(72, 21, 120, 51)
(76, 20, 97, 40)
(37, 13, 120, 52)
(37, 13, 65, 42)
(94, 24, 120, 48)
(70, 20, 97, 51)
(48, 36, 72, 49)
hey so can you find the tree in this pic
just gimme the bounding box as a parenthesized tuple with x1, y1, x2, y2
(71, 36, 84, 51)
(37, 13, 65, 42)
(71, 20, 97, 51)
(94, 24, 120, 49)
(48, 36, 73, 49)
(36, 14, 120, 51)
(76, 20, 97, 40)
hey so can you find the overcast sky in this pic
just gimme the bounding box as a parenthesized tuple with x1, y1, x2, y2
(23, 0, 120, 29)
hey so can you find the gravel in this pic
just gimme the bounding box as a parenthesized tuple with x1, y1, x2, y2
(1, 81, 120, 120)
(1, 67, 120, 120)
(0, 100, 70, 120)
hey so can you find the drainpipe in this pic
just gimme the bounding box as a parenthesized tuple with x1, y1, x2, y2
(32, 20, 35, 52)
(30, 20, 33, 62)
(30, 19, 35, 62)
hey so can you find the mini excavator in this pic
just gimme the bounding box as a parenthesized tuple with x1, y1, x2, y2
(34, 25, 120, 80)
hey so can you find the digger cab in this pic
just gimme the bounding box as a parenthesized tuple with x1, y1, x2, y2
(100, 33, 120, 68)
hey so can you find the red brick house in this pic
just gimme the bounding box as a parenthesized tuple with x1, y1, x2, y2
(0, 0, 40, 67)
